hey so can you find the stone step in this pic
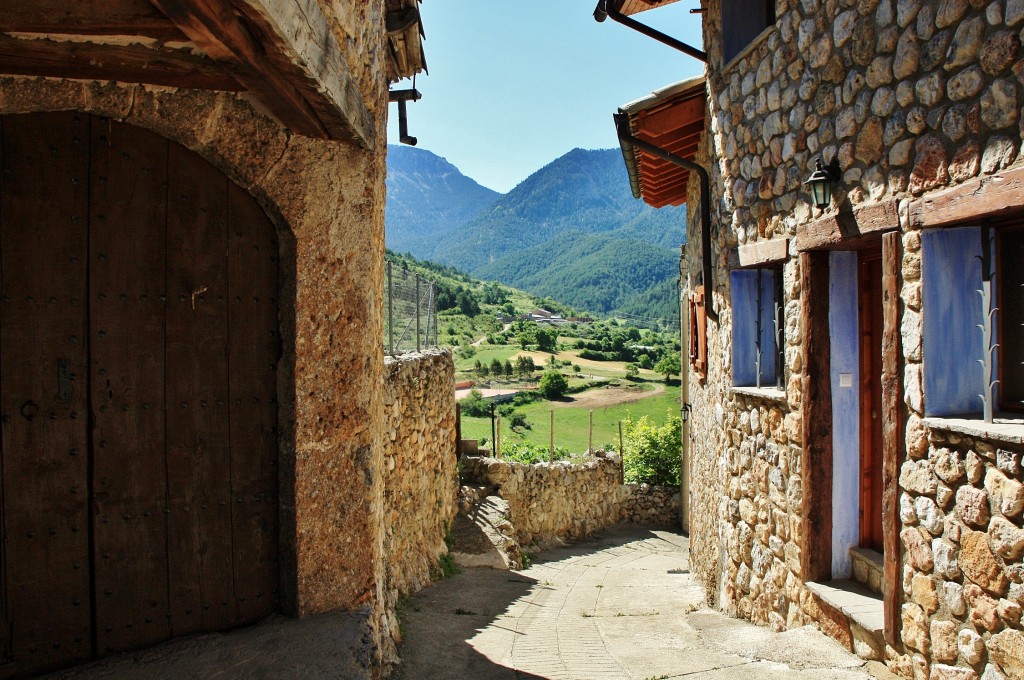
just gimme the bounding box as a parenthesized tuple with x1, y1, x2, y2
(807, 579, 885, 661)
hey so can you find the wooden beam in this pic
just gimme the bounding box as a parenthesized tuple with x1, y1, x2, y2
(0, 35, 243, 91)
(800, 250, 833, 583)
(797, 199, 900, 251)
(908, 166, 1024, 228)
(881, 231, 903, 646)
(0, 0, 185, 41)
(150, 0, 375, 147)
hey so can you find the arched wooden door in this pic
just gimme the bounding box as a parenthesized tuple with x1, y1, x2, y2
(0, 112, 280, 677)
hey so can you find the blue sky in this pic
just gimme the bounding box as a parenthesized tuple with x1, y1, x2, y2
(386, 0, 704, 193)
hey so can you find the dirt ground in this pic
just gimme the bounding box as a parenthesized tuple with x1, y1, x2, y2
(560, 382, 665, 409)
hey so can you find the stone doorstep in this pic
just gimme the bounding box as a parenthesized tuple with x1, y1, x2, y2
(807, 580, 885, 635)
(849, 547, 884, 596)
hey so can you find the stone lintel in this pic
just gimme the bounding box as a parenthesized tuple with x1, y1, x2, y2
(737, 238, 789, 267)
(908, 165, 1024, 229)
(796, 199, 900, 251)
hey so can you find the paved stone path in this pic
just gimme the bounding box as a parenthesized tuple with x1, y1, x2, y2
(394, 524, 898, 680)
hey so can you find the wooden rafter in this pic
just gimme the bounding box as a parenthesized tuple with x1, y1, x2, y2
(149, 0, 374, 146)
(0, 0, 185, 41)
(0, 34, 243, 91)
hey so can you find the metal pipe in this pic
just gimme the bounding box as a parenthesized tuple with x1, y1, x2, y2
(594, 0, 707, 63)
(389, 88, 421, 146)
(614, 113, 718, 323)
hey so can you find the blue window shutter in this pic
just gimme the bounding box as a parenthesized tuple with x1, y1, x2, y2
(922, 227, 983, 417)
(733, 269, 777, 387)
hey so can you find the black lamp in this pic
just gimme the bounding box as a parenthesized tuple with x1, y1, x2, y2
(804, 158, 838, 209)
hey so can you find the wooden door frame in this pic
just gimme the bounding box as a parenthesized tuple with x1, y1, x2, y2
(799, 230, 902, 645)
(858, 252, 884, 552)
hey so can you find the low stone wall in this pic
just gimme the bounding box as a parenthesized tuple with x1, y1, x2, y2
(461, 455, 680, 548)
(380, 350, 458, 650)
(622, 484, 682, 526)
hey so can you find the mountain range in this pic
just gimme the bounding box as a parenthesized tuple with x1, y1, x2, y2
(385, 145, 686, 321)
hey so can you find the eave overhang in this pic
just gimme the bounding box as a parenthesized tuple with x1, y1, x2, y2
(387, 0, 427, 82)
(617, 75, 706, 208)
(0, 0, 385, 148)
(615, 0, 683, 16)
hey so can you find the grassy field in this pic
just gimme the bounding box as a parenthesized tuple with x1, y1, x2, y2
(461, 382, 681, 454)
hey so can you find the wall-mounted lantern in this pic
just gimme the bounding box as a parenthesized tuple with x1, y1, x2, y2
(803, 158, 838, 209)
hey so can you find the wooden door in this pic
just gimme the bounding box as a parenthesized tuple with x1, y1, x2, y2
(0, 113, 280, 677)
(858, 254, 884, 552)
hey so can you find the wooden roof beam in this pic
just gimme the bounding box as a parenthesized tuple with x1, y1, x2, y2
(0, 34, 243, 91)
(150, 0, 375, 147)
(0, 0, 185, 41)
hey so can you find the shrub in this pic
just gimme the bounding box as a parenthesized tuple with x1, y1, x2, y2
(502, 441, 570, 464)
(458, 389, 490, 417)
(538, 370, 569, 399)
(622, 412, 681, 486)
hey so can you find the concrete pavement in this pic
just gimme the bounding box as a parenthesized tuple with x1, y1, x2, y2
(393, 524, 898, 680)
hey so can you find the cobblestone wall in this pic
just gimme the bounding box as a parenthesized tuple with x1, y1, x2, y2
(686, 0, 1024, 675)
(380, 350, 459, 652)
(461, 455, 681, 548)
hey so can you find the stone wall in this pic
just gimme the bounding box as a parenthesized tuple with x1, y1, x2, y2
(462, 455, 681, 548)
(684, 0, 1024, 675)
(380, 350, 459, 652)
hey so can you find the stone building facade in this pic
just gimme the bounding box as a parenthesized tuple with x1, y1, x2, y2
(611, 0, 1024, 676)
(0, 2, 446, 677)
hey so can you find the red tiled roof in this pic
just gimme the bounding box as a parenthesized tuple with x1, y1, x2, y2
(618, 77, 706, 208)
(616, 0, 683, 16)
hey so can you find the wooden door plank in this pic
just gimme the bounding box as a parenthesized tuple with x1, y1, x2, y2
(88, 117, 170, 656)
(226, 183, 279, 624)
(800, 250, 833, 582)
(164, 142, 236, 635)
(880, 232, 903, 646)
(0, 112, 92, 672)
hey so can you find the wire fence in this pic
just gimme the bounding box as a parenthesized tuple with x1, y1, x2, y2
(384, 261, 438, 355)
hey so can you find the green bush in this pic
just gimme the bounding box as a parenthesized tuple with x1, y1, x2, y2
(502, 441, 571, 464)
(458, 389, 490, 417)
(538, 371, 569, 399)
(622, 412, 681, 486)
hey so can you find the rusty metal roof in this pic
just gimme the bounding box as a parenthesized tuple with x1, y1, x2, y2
(617, 76, 705, 208)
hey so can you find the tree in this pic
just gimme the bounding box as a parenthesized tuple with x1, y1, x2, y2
(490, 358, 504, 377)
(473, 359, 482, 374)
(638, 354, 654, 369)
(538, 370, 569, 399)
(536, 326, 558, 352)
(458, 389, 490, 417)
(517, 323, 539, 348)
(622, 413, 682, 486)
(503, 360, 514, 378)
(624, 363, 640, 381)
(654, 353, 681, 382)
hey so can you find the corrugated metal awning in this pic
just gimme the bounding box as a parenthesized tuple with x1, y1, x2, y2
(617, 76, 705, 208)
